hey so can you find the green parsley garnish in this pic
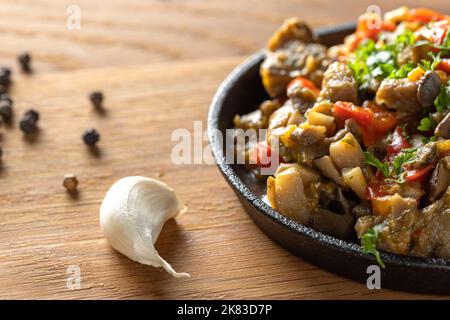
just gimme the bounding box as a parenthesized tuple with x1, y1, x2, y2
(419, 51, 442, 71)
(435, 82, 450, 113)
(417, 115, 435, 131)
(364, 149, 417, 184)
(361, 224, 385, 268)
(388, 63, 415, 79)
(422, 136, 437, 144)
(348, 30, 419, 94)
(363, 151, 389, 177)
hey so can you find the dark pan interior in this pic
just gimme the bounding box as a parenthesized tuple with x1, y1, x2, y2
(208, 23, 450, 295)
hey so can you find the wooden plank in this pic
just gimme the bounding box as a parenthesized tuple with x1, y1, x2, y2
(0, 57, 444, 299)
(0, 0, 448, 72)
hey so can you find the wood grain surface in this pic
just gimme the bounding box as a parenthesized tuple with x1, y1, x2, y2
(0, 0, 449, 299)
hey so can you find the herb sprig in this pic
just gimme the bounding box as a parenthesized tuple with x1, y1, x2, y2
(361, 224, 385, 268)
(363, 149, 417, 183)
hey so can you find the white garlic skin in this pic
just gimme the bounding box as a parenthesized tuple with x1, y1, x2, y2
(100, 176, 189, 278)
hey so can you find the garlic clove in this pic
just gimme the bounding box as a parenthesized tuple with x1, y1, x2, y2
(100, 176, 189, 278)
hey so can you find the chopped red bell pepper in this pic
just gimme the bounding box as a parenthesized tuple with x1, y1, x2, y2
(405, 164, 434, 183)
(251, 142, 282, 168)
(415, 20, 450, 47)
(437, 59, 450, 74)
(287, 77, 320, 95)
(346, 33, 364, 52)
(386, 127, 411, 160)
(332, 102, 397, 146)
(356, 13, 396, 40)
(408, 8, 445, 24)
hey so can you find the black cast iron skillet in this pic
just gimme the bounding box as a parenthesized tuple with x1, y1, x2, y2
(208, 23, 450, 295)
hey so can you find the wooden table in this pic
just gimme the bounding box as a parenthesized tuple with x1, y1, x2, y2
(0, 0, 448, 299)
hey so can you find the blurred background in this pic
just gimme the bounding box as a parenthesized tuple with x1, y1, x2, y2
(0, 0, 448, 73)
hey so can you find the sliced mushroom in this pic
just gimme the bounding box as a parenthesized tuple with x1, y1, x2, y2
(342, 167, 368, 200)
(435, 112, 450, 139)
(417, 71, 442, 108)
(313, 155, 346, 187)
(275, 163, 320, 186)
(429, 156, 450, 202)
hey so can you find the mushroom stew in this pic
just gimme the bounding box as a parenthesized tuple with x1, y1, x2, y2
(233, 7, 450, 265)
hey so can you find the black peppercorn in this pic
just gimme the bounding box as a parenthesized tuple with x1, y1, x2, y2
(18, 52, 32, 73)
(63, 174, 79, 194)
(24, 109, 39, 122)
(89, 91, 104, 109)
(82, 128, 100, 146)
(0, 67, 11, 87)
(19, 109, 39, 134)
(0, 100, 13, 122)
(0, 93, 12, 104)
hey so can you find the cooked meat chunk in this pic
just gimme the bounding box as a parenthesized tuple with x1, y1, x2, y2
(411, 188, 450, 259)
(376, 72, 441, 112)
(376, 78, 421, 112)
(260, 19, 329, 97)
(410, 142, 436, 170)
(358, 189, 450, 259)
(287, 78, 318, 113)
(290, 124, 326, 145)
(266, 17, 315, 51)
(319, 62, 358, 104)
(261, 43, 328, 97)
(268, 102, 296, 130)
(435, 112, 450, 139)
(233, 109, 265, 130)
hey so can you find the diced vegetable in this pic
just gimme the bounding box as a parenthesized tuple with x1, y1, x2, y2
(313, 156, 346, 187)
(287, 77, 321, 96)
(342, 167, 368, 199)
(249, 142, 282, 168)
(266, 176, 277, 208)
(356, 13, 396, 40)
(405, 164, 434, 183)
(310, 100, 333, 115)
(408, 8, 445, 24)
(275, 163, 320, 186)
(332, 101, 397, 146)
(274, 167, 312, 224)
(329, 133, 364, 170)
(306, 111, 336, 136)
(371, 193, 417, 217)
(386, 127, 412, 159)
